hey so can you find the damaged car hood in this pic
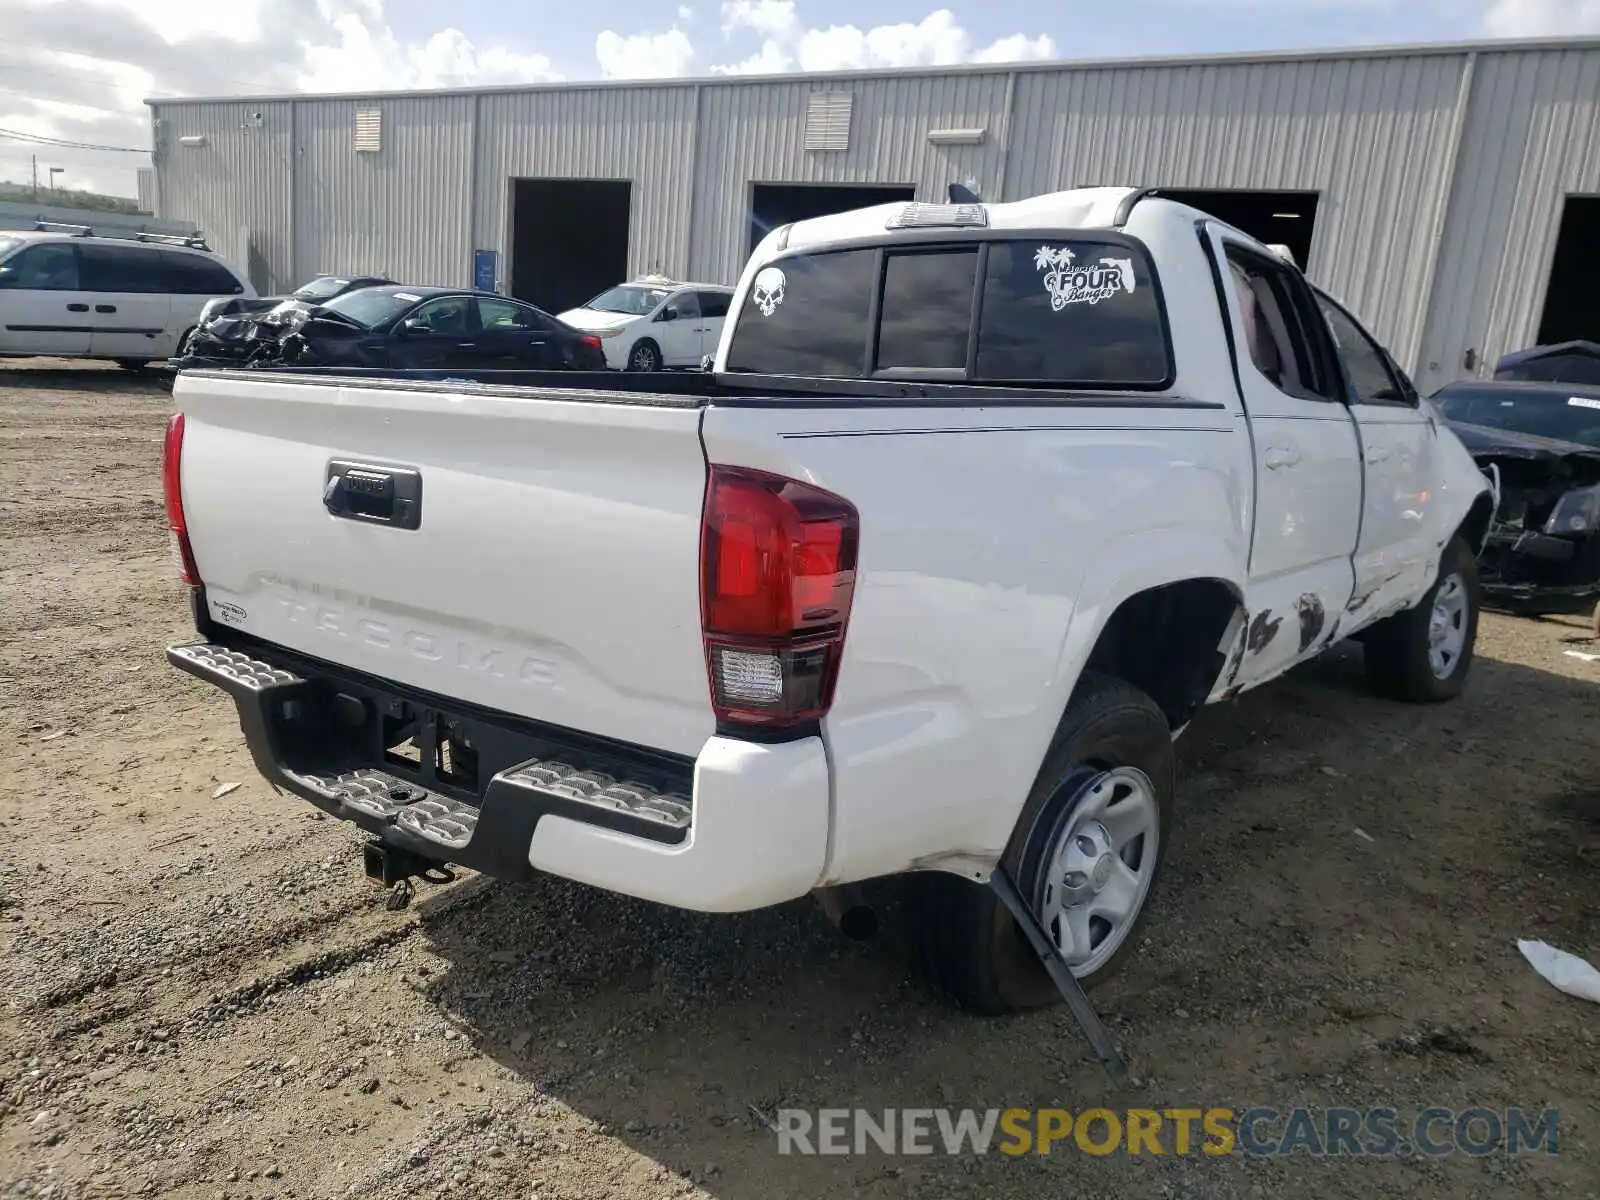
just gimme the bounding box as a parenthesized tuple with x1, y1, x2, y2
(1445, 419, 1600, 464)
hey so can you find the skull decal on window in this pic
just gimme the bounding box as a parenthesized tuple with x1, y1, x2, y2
(752, 266, 787, 317)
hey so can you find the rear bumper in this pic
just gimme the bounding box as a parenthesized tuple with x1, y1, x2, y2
(168, 638, 830, 912)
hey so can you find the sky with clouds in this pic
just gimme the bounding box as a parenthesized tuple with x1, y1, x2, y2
(2, 0, 1598, 196)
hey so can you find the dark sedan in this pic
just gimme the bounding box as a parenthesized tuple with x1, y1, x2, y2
(179, 285, 608, 372)
(184, 273, 398, 348)
(1433, 378, 1600, 620)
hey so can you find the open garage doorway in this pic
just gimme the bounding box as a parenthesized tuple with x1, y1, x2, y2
(510, 179, 631, 315)
(1157, 189, 1320, 268)
(749, 183, 916, 254)
(1537, 196, 1600, 347)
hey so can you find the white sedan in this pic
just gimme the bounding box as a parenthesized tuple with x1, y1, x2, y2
(557, 277, 733, 371)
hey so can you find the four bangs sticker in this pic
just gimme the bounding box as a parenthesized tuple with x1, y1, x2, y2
(1034, 246, 1136, 311)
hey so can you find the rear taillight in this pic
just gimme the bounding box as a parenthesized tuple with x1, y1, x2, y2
(700, 465, 859, 730)
(580, 334, 603, 353)
(162, 412, 200, 586)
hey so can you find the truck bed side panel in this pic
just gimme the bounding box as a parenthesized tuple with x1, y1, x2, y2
(701, 400, 1252, 886)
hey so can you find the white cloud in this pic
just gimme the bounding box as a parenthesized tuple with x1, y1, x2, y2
(712, 40, 794, 75)
(972, 32, 1057, 64)
(594, 27, 696, 79)
(3, 0, 1059, 194)
(713, 6, 1055, 74)
(1482, 0, 1600, 34)
(299, 19, 560, 92)
(721, 0, 799, 40)
(0, 0, 563, 195)
(798, 11, 970, 70)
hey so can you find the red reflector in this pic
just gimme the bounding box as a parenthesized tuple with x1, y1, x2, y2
(162, 412, 200, 586)
(700, 465, 859, 729)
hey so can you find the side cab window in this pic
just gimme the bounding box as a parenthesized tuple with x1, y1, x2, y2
(1223, 245, 1339, 403)
(1315, 293, 1417, 408)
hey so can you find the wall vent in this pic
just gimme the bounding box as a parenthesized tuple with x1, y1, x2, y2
(803, 92, 853, 152)
(354, 107, 382, 153)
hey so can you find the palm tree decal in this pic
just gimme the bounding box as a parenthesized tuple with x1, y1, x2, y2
(1034, 245, 1073, 272)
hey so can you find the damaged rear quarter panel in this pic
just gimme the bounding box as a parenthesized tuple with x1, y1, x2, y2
(714, 395, 1253, 890)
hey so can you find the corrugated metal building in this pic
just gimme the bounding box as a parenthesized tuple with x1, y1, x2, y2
(148, 35, 1600, 392)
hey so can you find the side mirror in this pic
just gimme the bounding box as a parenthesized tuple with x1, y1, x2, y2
(658, 308, 676, 322)
(399, 317, 427, 337)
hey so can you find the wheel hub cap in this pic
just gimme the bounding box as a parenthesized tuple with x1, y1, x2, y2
(1037, 766, 1160, 977)
(1427, 572, 1468, 680)
(1091, 853, 1113, 889)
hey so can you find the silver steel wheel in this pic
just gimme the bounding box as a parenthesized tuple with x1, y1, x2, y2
(1427, 572, 1468, 680)
(629, 342, 657, 371)
(1037, 766, 1160, 978)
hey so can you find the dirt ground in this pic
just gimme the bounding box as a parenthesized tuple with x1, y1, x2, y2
(1, 361, 1596, 1200)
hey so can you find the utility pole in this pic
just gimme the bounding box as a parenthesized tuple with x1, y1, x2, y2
(31, 154, 38, 201)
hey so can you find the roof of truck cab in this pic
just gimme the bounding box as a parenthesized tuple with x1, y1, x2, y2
(778, 186, 1148, 253)
(772, 185, 1299, 277)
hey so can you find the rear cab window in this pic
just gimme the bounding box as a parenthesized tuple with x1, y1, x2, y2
(725, 235, 1172, 388)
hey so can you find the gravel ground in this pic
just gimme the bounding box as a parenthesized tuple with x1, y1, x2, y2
(1, 360, 1597, 1200)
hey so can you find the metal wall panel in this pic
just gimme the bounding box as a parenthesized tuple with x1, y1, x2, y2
(1416, 48, 1600, 393)
(691, 72, 1010, 284)
(148, 41, 1600, 376)
(292, 95, 475, 288)
(148, 101, 294, 293)
(474, 87, 698, 283)
(1007, 54, 1469, 369)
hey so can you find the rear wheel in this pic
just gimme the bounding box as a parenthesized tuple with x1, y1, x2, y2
(626, 339, 661, 372)
(905, 672, 1173, 1014)
(1363, 535, 1480, 702)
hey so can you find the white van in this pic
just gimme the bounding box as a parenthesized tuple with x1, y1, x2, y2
(557, 277, 735, 372)
(0, 228, 255, 370)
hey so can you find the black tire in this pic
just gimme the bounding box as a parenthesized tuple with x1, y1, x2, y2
(626, 340, 661, 372)
(115, 358, 151, 373)
(1362, 535, 1479, 703)
(905, 672, 1174, 1015)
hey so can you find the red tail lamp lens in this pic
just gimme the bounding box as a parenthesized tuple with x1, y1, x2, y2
(700, 465, 859, 728)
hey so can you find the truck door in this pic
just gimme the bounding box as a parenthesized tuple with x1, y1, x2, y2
(1209, 230, 1362, 688)
(1314, 291, 1439, 621)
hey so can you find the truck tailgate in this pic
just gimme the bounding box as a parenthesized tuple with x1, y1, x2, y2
(174, 372, 714, 758)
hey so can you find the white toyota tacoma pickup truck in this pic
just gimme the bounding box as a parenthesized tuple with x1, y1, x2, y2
(164, 187, 1493, 1014)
